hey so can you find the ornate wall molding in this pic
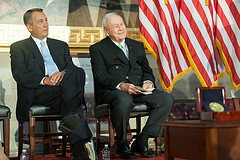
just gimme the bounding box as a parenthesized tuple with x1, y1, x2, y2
(0, 24, 142, 53)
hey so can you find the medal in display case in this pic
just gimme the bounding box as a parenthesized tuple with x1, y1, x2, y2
(196, 87, 240, 122)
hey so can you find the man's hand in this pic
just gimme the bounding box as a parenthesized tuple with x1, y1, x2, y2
(43, 71, 66, 86)
(142, 81, 153, 90)
(119, 83, 141, 95)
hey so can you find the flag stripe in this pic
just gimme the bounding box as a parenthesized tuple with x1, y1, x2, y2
(139, 3, 172, 86)
(157, 0, 186, 74)
(139, 21, 171, 86)
(140, 1, 175, 83)
(217, 1, 240, 69)
(226, 0, 240, 30)
(139, 0, 191, 92)
(191, 0, 218, 76)
(139, 0, 239, 92)
(180, 0, 217, 85)
(215, 0, 240, 87)
(219, 1, 240, 61)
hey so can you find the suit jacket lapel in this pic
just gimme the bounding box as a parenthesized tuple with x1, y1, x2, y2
(105, 37, 129, 65)
(125, 38, 136, 67)
(28, 37, 45, 72)
(117, 49, 129, 65)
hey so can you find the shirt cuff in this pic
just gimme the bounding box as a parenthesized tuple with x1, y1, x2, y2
(116, 82, 123, 90)
(40, 77, 46, 85)
(143, 80, 153, 85)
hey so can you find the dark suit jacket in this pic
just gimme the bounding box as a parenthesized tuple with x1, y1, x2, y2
(10, 37, 85, 124)
(89, 36, 155, 104)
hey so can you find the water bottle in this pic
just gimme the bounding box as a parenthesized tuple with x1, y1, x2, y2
(20, 149, 29, 160)
(102, 144, 110, 160)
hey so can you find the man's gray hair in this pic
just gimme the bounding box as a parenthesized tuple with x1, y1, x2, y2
(23, 8, 43, 25)
(102, 12, 118, 29)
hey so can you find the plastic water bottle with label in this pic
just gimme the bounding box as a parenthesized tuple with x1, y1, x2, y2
(102, 144, 110, 160)
(20, 149, 29, 160)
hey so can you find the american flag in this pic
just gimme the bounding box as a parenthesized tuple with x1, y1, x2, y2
(215, 0, 240, 90)
(139, 0, 191, 93)
(139, 0, 240, 92)
(179, 0, 226, 87)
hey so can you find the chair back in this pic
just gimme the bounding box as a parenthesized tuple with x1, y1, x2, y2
(0, 105, 11, 119)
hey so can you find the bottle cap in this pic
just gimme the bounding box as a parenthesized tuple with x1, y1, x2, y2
(104, 144, 108, 148)
(22, 149, 27, 153)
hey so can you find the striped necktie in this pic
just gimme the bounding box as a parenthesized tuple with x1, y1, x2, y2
(118, 43, 129, 59)
(40, 41, 58, 76)
(118, 43, 124, 52)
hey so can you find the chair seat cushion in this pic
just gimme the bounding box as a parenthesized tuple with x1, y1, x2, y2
(95, 103, 149, 118)
(0, 105, 10, 118)
(132, 103, 149, 112)
(95, 104, 110, 118)
(30, 105, 60, 116)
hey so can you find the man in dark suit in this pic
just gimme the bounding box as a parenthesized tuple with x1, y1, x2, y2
(89, 12, 174, 159)
(10, 8, 92, 160)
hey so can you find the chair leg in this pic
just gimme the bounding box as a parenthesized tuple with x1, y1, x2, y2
(61, 134, 67, 157)
(136, 117, 141, 136)
(18, 123, 23, 158)
(29, 117, 36, 159)
(108, 114, 115, 159)
(155, 137, 161, 156)
(3, 118, 10, 156)
(96, 118, 100, 155)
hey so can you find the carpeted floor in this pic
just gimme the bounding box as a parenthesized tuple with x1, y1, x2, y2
(10, 153, 187, 160)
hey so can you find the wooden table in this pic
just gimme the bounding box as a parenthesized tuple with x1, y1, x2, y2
(159, 120, 240, 160)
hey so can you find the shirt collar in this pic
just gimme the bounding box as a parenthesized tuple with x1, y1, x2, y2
(31, 36, 47, 45)
(111, 38, 126, 48)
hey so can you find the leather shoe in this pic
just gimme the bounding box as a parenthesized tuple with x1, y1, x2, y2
(131, 140, 156, 158)
(58, 113, 81, 134)
(116, 143, 136, 159)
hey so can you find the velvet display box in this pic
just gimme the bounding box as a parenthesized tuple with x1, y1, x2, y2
(196, 87, 240, 122)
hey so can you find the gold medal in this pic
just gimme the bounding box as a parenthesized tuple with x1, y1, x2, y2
(209, 102, 224, 112)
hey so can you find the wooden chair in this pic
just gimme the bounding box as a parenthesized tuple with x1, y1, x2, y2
(95, 103, 161, 159)
(18, 105, 68, 159)
(0, 105, 11, 156)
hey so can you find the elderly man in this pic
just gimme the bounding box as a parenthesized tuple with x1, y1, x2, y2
(90, 12, 174, 159)
(10, 8, 92, 160)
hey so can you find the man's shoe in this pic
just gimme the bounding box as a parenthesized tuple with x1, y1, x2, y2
(58, 113, 81, 134)
(116, 143, 136, 159)
(131, 140, 156, 158)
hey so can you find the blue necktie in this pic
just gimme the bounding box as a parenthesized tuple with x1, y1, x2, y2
(40, 41, 58, 76)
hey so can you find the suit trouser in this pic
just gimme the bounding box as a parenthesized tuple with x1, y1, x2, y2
(101, 89, 174, 141)
(32, 85, 92, 145)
